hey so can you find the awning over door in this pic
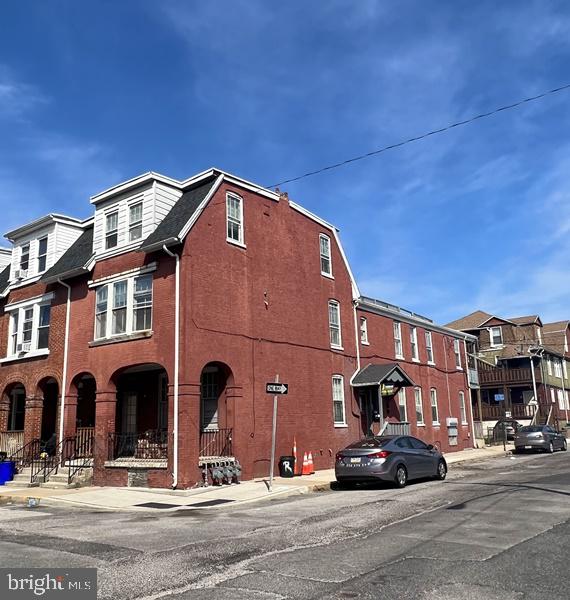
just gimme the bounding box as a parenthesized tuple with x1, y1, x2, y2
(351, 363, 415, 387)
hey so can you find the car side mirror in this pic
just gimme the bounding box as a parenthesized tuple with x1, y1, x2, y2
(427, 444, 434, 451)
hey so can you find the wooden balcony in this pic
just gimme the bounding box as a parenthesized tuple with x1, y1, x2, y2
(478, 365, 540, 386)
(473, 403, 535, 421)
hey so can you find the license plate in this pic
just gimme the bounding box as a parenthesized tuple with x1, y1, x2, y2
(350, 457, 361, 463)
(524, 445, 532, 449)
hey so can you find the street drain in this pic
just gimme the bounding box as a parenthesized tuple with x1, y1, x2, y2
(135, 502, 182, 509)
(190, 498, 234, 507)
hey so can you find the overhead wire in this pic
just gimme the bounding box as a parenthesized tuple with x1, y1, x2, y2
(269, 83, 570, 188)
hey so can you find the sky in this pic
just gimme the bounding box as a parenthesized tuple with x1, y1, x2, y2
(1, 1, 570, 326)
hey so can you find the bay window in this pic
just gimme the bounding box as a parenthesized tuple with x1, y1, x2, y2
(94, 274, 153, 340)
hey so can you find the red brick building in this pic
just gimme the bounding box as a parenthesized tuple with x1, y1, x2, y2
(0, 169, 477, 488)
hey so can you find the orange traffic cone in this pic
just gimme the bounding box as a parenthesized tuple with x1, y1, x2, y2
(301, 452, 310, 475)
(308, 452, 315, 474)
(293, 436, 299, 475)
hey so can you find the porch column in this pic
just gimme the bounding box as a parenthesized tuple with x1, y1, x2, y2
(63, 393, 78, 439)
(93, 389, 117, 476)
(177, 381, 201, 488)
(24, 396, 43, 445)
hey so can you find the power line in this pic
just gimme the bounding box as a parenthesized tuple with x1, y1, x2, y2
(269, 83, 570, 188)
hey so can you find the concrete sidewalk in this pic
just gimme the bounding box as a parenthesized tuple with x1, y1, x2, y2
(0, 444, 513, 512)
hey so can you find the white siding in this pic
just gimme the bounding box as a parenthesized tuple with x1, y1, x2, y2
(53, 223, 83, 264)
(0, 249, 11, 270)
(92, 181, 182, 256)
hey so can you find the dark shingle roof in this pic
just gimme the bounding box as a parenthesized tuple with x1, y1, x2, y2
(141, 178, 218, 251)
(351, 363, 415, 387)
(42, 226, 94, 283)
(508, 315, 541, 326)
(445, 310, 492, 331)
(0, 266, 9, 295)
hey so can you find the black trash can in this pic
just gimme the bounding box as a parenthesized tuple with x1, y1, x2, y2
(278, 456, 296, 478)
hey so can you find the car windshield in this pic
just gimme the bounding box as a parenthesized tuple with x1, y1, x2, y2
(347, 437, 391, 449)
(519, 426, 543, 433)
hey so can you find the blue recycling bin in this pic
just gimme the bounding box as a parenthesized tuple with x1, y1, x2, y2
(0, 461, 15, 485)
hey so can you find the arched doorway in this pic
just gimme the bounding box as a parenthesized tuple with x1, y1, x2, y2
(38, 378, 59, 447)
(0, 383, 26, 454)
(110, 364, 168, 460)
(73, 373, 96, 457)
(199, 362, 234, 457)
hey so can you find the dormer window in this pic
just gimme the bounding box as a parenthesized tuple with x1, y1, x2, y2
(20, 244, 30, 271)
(129, 202, 143, 242)
(490, 326, 503, 347)
(37, 237, 48, 273)
(105, 212, 119, 249)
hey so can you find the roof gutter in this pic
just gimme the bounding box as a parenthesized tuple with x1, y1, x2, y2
(139, 237, 180, 254)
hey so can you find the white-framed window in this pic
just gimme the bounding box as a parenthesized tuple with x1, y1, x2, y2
(319, 234, 332, 277)
(226, 192, 244, 244)
(414, 387, 424, 425)
(453, 339, 462, 369)
(557, 389, 564, 409)
(398, 388, 407, 422)
(328, 300, 342, 348)
(94, 274, 153, 340)
(105, 211, 119, 250)
(459, 391, 467, 424)
(547, 357, 553, 376)
(20, 243, 30, 271)
(564, 360, 568, 379)
(410, 326, 419, 361)
(37, 236, 48, 273)
(537, 327, 543, 345)
(6, 300, 52, 356)
(430, 388, 439, 425)
(332, 375, 346, 425)
(129, 202, 143, 242)
(565, 390, 570, 410)
(490, 326, 503, 347)
(394, 321, 403, 358)
(554, 359, 563, 379)
(360, 317, 369, 344)
(425, 331, 434, 364)
(550, 388, 556, 404)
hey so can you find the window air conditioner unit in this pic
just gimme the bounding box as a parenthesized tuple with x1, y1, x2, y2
(17, 342, 31, 354)
(14, 269, 27, 280)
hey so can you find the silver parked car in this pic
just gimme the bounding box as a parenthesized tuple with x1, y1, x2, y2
(335, 435, 447, 488)
(514, 425, 567, 453)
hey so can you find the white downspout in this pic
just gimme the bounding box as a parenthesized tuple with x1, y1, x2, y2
(350, 300, 361, 383)
(463, 339, 477, 448)
(57, 279, 72, 445)
(163, 245, 180, 489)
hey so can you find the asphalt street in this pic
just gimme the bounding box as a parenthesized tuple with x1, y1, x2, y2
(0, 451, 568, 600)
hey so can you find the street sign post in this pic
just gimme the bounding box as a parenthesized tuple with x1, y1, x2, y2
(267, 377, 288, 492)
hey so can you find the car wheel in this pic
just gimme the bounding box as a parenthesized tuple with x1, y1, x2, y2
(562, 440, 567, 452)
(394, 465, 407, 488)
(548, 442, 554, 454)
(435, 460, 447, 481)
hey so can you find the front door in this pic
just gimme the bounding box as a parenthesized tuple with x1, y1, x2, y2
(359, 388, 380, 436)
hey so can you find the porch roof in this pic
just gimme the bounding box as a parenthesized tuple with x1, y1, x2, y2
(351, 363, 415, 387)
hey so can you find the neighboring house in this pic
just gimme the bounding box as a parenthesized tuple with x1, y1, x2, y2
(0, 169, 477, 489)
(446, 311, 570, 428)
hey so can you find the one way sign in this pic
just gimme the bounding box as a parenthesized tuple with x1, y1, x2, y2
(266, 383, 289, 395)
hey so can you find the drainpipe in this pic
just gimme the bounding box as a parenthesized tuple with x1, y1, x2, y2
(350, 299, 361, 383)
(57, 279, 72, 445)
(463, 339, 477, 449)
(162, 245, 180, 489)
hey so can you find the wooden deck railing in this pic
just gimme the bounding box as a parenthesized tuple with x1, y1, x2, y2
(472, 403, 535, 420)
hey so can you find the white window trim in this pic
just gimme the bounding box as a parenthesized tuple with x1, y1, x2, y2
(332, 374, 347, 426)
(88, 262, 157, 288)
(398, 388, 407, 422)
(459, 391, 467, 424)
(430, 388, 440, 426)
(128, 200, 144, 242)
(226, 192, 245, 247)
(5, 299, 52, 358)
(425, 331, 435, 365)
(394, 321, 404, 359)
(328, 300, 343, 350)
(360, 317, 369, 345)
(453, 338, 463, 370)
(5, 292, 55, 312)
(105, 210, 119, 250)
(414, 387, 425, 425)
(37, 236, 48, 273)
(489, 326, 503, 347)
(410, 326, 419, 362)
(93, 274, 153, 341)
(319, 233, 333, 278)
